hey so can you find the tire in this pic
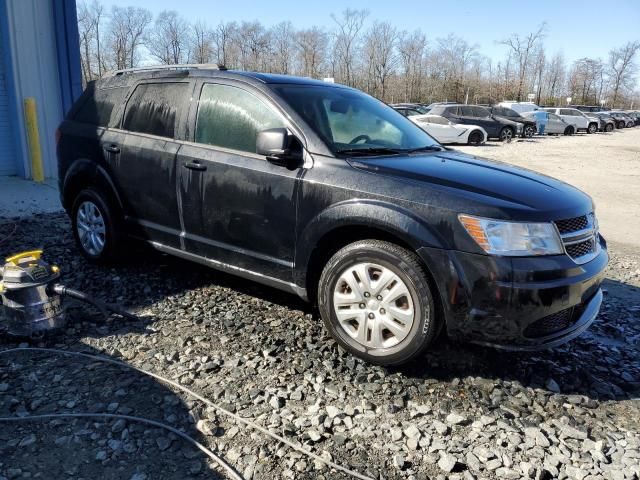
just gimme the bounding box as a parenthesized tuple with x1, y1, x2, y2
(617, 121, 625, 129)
(467, 130, 484, 145)
(605, 123, 614, 132)
(587, 123, 598, 134)
(71, 188, 122, 263)
(318, 240, 438, 366)
(564, 126, 574, 136)
(499, 127, 514, 142)
(523, 124, 535, 138)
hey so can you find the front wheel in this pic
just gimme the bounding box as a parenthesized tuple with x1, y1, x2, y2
(499, 127, 514, 142)
(523, 125, 535, 138)
(318, 240, 439, 366)
(587, 123, 598, 134)
(617, 121, 625, 129)
(564, 126, 575, 136)
(605, 123, 614, 132)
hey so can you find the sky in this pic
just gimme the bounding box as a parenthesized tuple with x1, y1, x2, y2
(97, 0, 640, 64)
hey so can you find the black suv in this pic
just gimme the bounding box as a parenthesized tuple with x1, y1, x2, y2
(429, 104, 524, 141)
(57, 65, 608, 365)
(488, 106, 537, 138)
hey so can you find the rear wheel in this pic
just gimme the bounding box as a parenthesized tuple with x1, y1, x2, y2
(71, 188, 122, 263)
(605, 123, 614, 132)
(564, 126, 575, 136)
(318, 240, 439, 366)
(587, 123, 598, 134)
(467, 130, 484, 145)
(523, 124, 535, 138)
(499, 127, 514, 142)
(617, 121, 625, 129)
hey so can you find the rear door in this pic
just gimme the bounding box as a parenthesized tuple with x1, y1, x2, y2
(546, 113, 564, 134)
(112, 80, 193, 247)
(468, 106, 499, 136)
(177, 80, 302, 280)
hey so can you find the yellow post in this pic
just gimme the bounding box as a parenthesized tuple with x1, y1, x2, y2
(24, 97, 45, 183)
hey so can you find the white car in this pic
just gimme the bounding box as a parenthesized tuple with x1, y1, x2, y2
(543, 108, 599, 134)
(496, 101, 540, 114)
(410, 114, 487, 145)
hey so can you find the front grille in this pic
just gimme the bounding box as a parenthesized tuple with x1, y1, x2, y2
(554, 213, 599, 263)
(555, 215, 588, 234)
(566, 238, 597, 258)
(524, 308, 574, 338)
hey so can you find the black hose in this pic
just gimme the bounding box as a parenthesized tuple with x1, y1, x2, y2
(52, 284, 138, 321)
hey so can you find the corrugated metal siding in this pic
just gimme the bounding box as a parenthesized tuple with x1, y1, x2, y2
(0, 37, 17, 176)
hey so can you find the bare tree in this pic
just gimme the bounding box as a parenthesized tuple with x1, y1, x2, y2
(295, 27, 328, 78)
(189, 21, 215, 64)
(107, 6, 152, 69)
(330, 9, 369, 86)
(608, 41, 640, 108)
(499, 23, 546, 101)
(271, 22, 295, 74)
(214, 21, 238, 67)
(397, 30, 427, 102)
(147, 10, 189, 64)
(363, 22, 399, 100)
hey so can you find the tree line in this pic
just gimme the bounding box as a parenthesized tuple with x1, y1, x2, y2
(78, 1, 640, 108)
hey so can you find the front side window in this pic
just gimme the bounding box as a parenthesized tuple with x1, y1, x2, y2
(560, 109, 574, 116)
(195, 84, 285, 153)
(274, 85, 439, 154)
(123, 83, 189, 138)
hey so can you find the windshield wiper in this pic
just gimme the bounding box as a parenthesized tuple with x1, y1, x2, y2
(336, 147, 405, 157)
(406, 145, 444, 153)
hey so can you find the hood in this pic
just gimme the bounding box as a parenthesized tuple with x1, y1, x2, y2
(348, 150, 592, 217)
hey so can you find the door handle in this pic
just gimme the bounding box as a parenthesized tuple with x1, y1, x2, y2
(104, 144, 120, 154)
(184, 161, 207, 171)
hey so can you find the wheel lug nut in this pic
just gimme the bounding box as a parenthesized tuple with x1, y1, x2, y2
(359, 303, 365, 309)
(377, 295, 383, 301)
(379, 308, 385, 314)
(368, 313, 375, 319)
(364, 292, 370, 298)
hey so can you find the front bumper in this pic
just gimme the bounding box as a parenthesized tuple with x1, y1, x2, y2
(418, 236, 608, 349)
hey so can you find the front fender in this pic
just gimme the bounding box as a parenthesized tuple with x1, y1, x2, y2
(294, 199, 447, 285)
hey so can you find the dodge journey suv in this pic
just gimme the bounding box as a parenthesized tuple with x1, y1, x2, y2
(57, 65, 608, 365)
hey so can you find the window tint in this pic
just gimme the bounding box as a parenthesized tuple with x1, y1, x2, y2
(195, 84, 285, 153)
(123, 83, 189, 138)
(472, 106, 490, 117)
(459, 106, 474, 116)
(560, 109, 574, 116)
(73, 86, 128, 127)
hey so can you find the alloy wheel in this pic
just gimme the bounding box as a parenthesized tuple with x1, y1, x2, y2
(76, 201, 106, 256)
(332, 262, 416, 350)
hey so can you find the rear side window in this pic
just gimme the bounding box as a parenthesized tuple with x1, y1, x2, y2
(73, 86, 128, 127)
(195, 83, 285, 153)
(123, 83, 189, 138)
(560, 109, 573, 116)
(459, 106, 474, 116)
(472, 106, 490, 117)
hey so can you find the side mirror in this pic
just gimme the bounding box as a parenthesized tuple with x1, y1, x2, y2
(256, 128, 301, 167)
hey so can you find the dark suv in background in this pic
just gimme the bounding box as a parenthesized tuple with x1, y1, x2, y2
(429, 104, 524, 141)
(57, 65, 608, 365)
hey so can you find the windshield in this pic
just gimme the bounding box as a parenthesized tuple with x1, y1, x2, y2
(274, 85, 440, 156)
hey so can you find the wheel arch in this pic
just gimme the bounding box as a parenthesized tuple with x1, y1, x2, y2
(295, 200, 446, 302)
(62, 159, 123, 213)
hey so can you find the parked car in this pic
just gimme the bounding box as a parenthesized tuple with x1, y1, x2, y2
(391, 104, 432, 118)
(58, 65, 608, 365)
(429, 104, 523, 141)
(543, 107, 599, 134)
(488, 106, 537, 138)
(588, 112, 615, 132)
(627, 111, 640, 126)
(409, 114, 487, 145)
(522, 111, 575, 135)
(612, 111, 636, 128)
(607, 111, 630, 129)
(496, 101, 540, 114)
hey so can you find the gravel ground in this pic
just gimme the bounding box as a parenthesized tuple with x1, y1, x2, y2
(1, 133, 639, 480)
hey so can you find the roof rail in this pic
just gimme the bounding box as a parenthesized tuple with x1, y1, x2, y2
(104, 63, 227, 77)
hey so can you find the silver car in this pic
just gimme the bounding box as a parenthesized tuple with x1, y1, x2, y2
(523, 111, 575, 135)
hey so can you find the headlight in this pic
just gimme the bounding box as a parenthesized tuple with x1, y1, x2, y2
(459, 214, 564, 256)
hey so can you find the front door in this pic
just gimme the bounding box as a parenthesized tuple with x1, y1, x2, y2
(178, 81, 302, 281)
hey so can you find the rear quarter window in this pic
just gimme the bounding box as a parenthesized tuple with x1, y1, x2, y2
(72, 86, 128, 127)
(123, 82, 190, 138)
